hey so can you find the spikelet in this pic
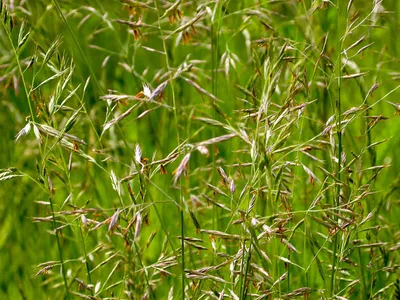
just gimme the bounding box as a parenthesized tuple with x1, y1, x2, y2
(173, 153, 190, 185)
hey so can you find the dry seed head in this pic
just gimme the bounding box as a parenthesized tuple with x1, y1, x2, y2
(168, 8, 183, 24)
(302, 164, 321, 184)
(81, 214, 88, 227)
(103, 105, 137, 132)
(182, 30, 191, 44)
(282, 238, 299, 253)
(108, 208, 121, 233)
(102, 55, 110, 68)
(160, 164, 167, 174)
(95, 282, 101, 294)
(173, 152, 191, 185)
(197, 133, 236, 147)
(150, 81, 168, 101)
(341, 151, 347, 164)
(15, 122, 31, 143)
(262, 224, 274, 235)
(142, 83, 151, 98)
(217, 166, 229, 185)
(35, 265, 53, 277)
(229, 178, 236, 194)
(110, 170, 122, 196)
(32, 124, 41, 143)
(37, 124, 87, 145)
(204, 182, 228, 197)
(247, 195, 256, 214)
(190, 194, 202, 208)
(229, 262, 235, 278)
(386, 101, 400, 113)
(196, 145, 209, 156)
(211, 239, 216, 252)
(135, 144, 142, 164)
(134, 212, 142, 241)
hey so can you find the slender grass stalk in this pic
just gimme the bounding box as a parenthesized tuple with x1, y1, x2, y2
(132, 241, 155, 300)
(48, 190, 70, 299)
(180, 194, 185, 299)
(152, 0, 179, 144)
(1, 17, 35, 122)
(211, 0, 223, 236)
(330, 0, 342, 296)
(1, 10, 71, 298)
(240, 242, 252, 299)
(238, 237, 246, 298)
(147, 191, 186, 297)
(58, 143, 94, 294)
(78, 226, 93, 295)
(152, 2, 185, 297)
(52, 0, 102, 93)
(357, 232, 367, 299)
(2, 3, 51, 77)
(53, 0, 135, 164)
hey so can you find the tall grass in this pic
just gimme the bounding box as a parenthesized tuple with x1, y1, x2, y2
(1, 0, 400, 299)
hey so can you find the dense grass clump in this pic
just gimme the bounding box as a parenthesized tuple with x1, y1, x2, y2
(1, 0, 400, 299)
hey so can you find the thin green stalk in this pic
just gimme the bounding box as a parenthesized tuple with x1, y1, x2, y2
(240, 242, 252, 300)
(48, 190, 70, 299)
(52, 0, 142, 181)
(78, 226, 93, 295)
(133, 241, 155, 300)
(2, 3, 51, 78)
(238, 238, 246, 298)
(57, 144, 93, 294)
(152, 2, 184, 297)
(180, 195, 185, 299)
(153, 0, 179, 144)
(330, 0, 342, 296)
(52, 0, 133, 157)
(2, 12, 70, 297)
(52, 0, 102, 93)
(357, 233, 367, 299)
(211, 0, 222, 254)
(147, 192, 188, 297)
(1, 18, 35, 122)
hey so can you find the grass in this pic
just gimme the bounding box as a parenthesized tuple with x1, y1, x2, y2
(1, 0, 400, 299)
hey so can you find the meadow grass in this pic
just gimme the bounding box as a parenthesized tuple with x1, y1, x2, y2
(1, 0, 400, 299)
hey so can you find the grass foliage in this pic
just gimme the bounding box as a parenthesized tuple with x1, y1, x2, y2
(1, 0, 400, 299)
